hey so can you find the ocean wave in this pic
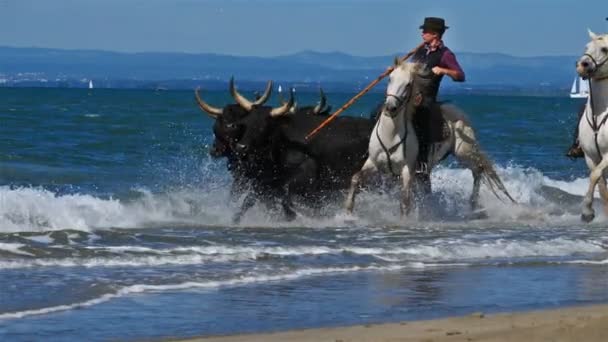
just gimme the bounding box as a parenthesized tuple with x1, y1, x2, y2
(1, 237, 604, 269)
(0, 165, 602, 233)
(0, 264, 404, 320)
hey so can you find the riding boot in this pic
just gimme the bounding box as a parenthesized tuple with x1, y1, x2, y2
(566, 140, 584, 159)
(566, 104, 586, 159)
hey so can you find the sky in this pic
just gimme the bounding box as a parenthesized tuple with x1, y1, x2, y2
(0, 0, 607, 57)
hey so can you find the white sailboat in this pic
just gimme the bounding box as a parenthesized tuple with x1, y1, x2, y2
(570, 76, 589, 98)
(88, 80, 94, 89)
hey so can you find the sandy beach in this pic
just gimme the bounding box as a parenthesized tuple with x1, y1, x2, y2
(174, 304, 608, 342)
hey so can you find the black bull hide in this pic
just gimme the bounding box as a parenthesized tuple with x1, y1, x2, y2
(209, 101, 383, 222)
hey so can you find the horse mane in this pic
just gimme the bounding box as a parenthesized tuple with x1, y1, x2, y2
(397, 61, 422, 74)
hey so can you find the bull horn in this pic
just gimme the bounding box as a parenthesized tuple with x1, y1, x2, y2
(278, 86, 297, 112)
(194, 87, 223, 118)
(270, 88, 294, 117)
(313, 88, 327, 114)
(229, 77, 253, 111)
(253, 80, 273, 105)
(289, 102, 298, 114)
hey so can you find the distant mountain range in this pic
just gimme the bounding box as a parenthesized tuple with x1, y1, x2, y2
(0, 46, 578, 94)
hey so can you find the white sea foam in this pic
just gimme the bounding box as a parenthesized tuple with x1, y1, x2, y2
(0, 242, 35, 257)
(565, 259, 608, 265)
(0, 165, 601, 233)
(543, 176, 592, 197)
(22, 234, 54, 244)
(0, 186, 232, 233)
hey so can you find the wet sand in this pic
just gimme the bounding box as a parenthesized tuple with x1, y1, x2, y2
(173, 304, 608, 342)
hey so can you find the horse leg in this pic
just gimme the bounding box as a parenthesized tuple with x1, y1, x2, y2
(453, 121, 515, 215)
(597, 176, 608, 216)
(470, 168, 482, 210)
(400, 165, 414, 217)
(450, 122, 482, 211)
(345, 159, 376, 214)
(582, 158, 608, 222)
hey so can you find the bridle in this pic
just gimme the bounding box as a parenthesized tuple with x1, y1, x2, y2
(376, 81, 415, 175)
(583, 53, 608, 74)
(384, 84, 412, 118)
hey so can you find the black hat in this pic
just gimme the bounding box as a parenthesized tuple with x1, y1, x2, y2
(419, 17, 449, 34)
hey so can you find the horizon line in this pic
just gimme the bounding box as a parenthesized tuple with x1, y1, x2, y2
(0, 44, 579, 59)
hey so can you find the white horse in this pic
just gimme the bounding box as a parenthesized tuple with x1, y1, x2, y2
(345, 60, 515, 217)
(576, 30, 608, 222)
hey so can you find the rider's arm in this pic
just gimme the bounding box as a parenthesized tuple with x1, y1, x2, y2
(434, 50, 465, 82)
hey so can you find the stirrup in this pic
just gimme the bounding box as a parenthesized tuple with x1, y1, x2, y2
(416, 162, 429, 174)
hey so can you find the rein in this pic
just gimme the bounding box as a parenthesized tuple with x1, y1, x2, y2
(585, 76, 608, 159)
(376, 87, 414, 175)
(385, 93, 406, 107)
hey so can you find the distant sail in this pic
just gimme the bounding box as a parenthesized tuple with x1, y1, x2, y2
(580, 78, 589, 94)
(570, 76, 588, 98)
(278, 85, 282, 93)
(88, 80, 94, 89)
(570, 77, 577, 94)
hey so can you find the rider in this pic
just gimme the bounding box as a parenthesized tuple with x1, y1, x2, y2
(410, 17, 465, 173)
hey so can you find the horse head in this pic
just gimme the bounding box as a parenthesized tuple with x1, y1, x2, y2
(384, 61, 421, 116)
(577, 30, 608, 80)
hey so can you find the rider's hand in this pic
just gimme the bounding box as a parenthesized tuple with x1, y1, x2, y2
(432, 66, 445, 75)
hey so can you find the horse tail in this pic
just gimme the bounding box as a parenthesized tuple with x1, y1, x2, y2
(472, 149, 517, 204)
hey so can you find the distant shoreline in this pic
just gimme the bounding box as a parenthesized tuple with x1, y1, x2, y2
(0, 45, 576, 94)
(0, 85, 572, 97)
(170, 304, 608, 342)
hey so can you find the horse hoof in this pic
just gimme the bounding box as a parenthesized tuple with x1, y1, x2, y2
(581, 212, 595, 223)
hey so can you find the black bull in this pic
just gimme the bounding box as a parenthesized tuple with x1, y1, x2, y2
(233, 104, 377, 222)
(196, 83, 380, 222)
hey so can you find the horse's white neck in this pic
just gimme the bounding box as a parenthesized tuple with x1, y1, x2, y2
(589, 78, 608, 115)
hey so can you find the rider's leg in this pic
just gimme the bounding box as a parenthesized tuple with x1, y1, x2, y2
(566, 103, 586, 158)
(414, 106, 431, 173)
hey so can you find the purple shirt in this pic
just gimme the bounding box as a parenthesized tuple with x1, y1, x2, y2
(439, 49, 465, 82)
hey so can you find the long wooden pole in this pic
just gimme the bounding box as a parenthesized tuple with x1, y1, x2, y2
(304, 42, 425, 141)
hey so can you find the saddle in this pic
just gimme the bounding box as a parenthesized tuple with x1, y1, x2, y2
(412, 102, 450, 145)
